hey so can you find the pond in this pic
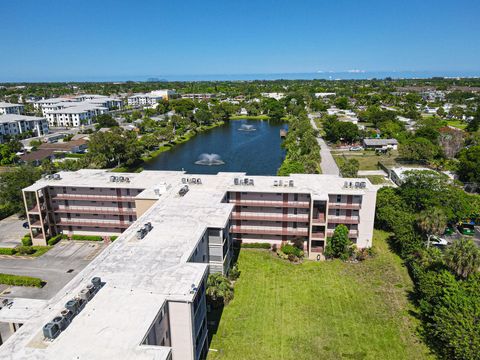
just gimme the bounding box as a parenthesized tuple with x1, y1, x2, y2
(143, 119, 287, 175)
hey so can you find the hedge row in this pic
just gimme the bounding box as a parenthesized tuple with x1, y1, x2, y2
(241, 242, 271, 249)
(0, 246, 52, 257)
(0, 248, 16, 255)
(0, 273, 44, 287)
(47, 234, 63, 246)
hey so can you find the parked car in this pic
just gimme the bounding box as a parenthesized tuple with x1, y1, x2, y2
(22, 222, 29, 229)
(458, 223, 475, 236)
(430, 235, 448, 247)
(349, 146, 363, 151)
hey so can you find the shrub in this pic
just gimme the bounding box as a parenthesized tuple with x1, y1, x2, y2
(0, 273, 43, 287)
(110, 236, 118, 242)
(241, 242, 271, 249)
(15, 246, 35, 255)
(30, 246, 52, 257)
(280, 244, 303, 257)
(228, 263, 240, 281)
(206, 273, 234, 307)
(21, 234, 32, 246)
(0, 248, 17, 255)
(47, 234, 63, 246)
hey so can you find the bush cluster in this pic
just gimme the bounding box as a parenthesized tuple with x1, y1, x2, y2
(0, 248, 17, 255)
(0, 273, 44, 287)
(63, 234, 103, 241)
(21, 234, 32, 246)
(47, 234, 63, 246)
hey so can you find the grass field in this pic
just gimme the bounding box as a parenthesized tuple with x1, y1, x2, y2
(445, 119, 468, 130)
(207, 230, 431, 360)
(332, 150, 400, 170)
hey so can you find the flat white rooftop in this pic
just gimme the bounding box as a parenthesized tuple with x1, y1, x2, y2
(0, 114, 46, 123)
(5, 170, 375, 359)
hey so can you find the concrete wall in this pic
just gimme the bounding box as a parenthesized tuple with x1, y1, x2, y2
(168, 301, 195, 360)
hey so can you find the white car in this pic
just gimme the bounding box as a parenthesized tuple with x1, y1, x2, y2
(429, 236, 448, 247)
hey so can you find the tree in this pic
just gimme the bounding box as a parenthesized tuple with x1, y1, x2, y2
(206, 273, 234, 307)
(466, 106, 480, 132)
(94, 114, 119, 130)
(339, 158, 359, 178)
(0, 165, 41, 217)
(334, 96, 349, 110)
(277, 159, 305, 176)
(325, 224, 352, 259)
(457, 145, 480, 185)
(444, 238, 480, 279)
(323, 116, 360, 143)
(399, 137, 439, 162)
(417, 207, 447, 246)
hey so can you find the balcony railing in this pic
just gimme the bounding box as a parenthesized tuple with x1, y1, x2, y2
(231, 200, 310, 209)
(311, 214, 326, 224)
(310, 233, 325, 240)
(52, 194, 136, 202)
(327, 229, 359, 237)
(231, 213, 309, 222)
(57, 220, 133, 229)
(328, 203, 361, 210)
(54, 206, 136, 215)
(230, 226, 308, 237)
(310, 246, 324, 253)
(327, 216, 360, 224)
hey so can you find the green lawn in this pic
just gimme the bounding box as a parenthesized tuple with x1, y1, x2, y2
(332, 151, 400, 170)
(208, 230, 431, 360)
(446, 119, 467, 130)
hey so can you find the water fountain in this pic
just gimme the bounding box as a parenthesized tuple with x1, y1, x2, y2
(238, 124, 256, 131)
(195, 153, 225, 166)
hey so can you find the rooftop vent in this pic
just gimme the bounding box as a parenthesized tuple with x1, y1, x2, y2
(234, 178, 239, 185)
(43, 322, 60, 340)
(179, 185, 189, 196)
(53, 174, 61, 180)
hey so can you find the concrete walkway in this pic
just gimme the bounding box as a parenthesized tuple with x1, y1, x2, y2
(309, 116, 340, 175)
(357, 170, 387, 176)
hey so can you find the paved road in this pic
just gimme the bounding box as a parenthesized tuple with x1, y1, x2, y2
(309, 116, 340, 175)
(0, 241, 106, 300)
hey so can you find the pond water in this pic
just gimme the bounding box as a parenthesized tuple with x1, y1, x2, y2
(143, 119, 287, 175)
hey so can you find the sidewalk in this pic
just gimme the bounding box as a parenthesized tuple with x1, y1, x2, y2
(309, 116, 340, 175)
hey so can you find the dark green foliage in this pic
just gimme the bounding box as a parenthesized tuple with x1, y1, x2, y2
(324, 224, 352, 258)
(62, 234, 103, 241)
(323, 116, 360, 143)
(339, 158, 359, 177)
(399, 137, 440, 162)
(47, 234, 63, 246)
(21, 234, 32, 246)
(0, 248, 17, 255)
(457, 145, 480, 184)
(280, 244, 303, 257)
(15, 246, 36, 255)
(94, 114, 119, 130)
(206, 273, 234, 307)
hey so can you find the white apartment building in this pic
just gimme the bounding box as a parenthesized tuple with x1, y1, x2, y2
(35, 96, 122, 127)
(0, 114, 49, 143)
(128, 93, 163, 106)
(0, 170, 376, 359)
(0, 102, 24, 115)
(261, 92, 285, 100)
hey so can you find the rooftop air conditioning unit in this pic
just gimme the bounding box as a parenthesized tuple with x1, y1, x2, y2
(234, 178, 239, 185)
(79, 287, 91, 301)
(197, 178, 202, 184)
(279, 180, 283, 186)
(52, 315, 68, 331)
(344, 181, 348, 188)
(110, 176, 116, 182)
(289, 180, 294, 187)
(43, 322, 60, 340)
(136, 228, 146, 240)
(191, 178, 197, 184)
(60, 309, 74, 323)
(182, 178, 187, 184)
(119, 176, 125, 182)
(125, 177, 130, 183)
(91, 277, 102, 289)
(355, 182, 360, 188)
(53, 174, 61, 180)
(179, 185, 189, 196)
(65, 299, 79, 315)
(154, 188, 160, 196)
(249, 179, 254, 185)
(274, 180, 278, 186)
(145, 222, 153, 232)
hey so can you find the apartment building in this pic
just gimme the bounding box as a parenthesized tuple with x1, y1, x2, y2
(128, 90, 177, 107)
(0, 114, 49, 143)
(1, 170, 376, 359)
(0, 102, 24, 115)
(34, 96, 121, 127)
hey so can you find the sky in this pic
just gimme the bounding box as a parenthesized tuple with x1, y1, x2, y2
(1, 0, 479, 82)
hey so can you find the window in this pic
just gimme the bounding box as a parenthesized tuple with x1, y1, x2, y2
(336, 195, 342, 203)
(335, 209, 340, 217)
(294, 194, 298, 201)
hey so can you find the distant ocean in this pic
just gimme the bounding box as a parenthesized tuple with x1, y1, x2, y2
(2, 70, 480, 83)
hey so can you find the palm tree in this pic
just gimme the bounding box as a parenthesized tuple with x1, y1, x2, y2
(206, 273, 234, 307)
(417, 207, 447, 247)
(444, 238, 480, 278)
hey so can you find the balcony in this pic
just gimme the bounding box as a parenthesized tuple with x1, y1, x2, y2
(327, 216, 360, 225)
(311, 214, 326, 224)
(54, 206, 136, 215)
(310, 246, 324, 253)
(230, 226, 308, 237)
(56, 220, 133, 229)
(310, 232, 325, 240)
(327, 229, 359, 237)
(231, 213, 309, 222)
(329, 203, 361, 210)
(231, 200, 310, 209)
(52, 194, 136, 202)
(27, 205, 46, 213)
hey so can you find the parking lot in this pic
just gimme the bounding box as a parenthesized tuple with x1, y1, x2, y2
(0, 216, 27, 248)
(0, 240, 107, 300)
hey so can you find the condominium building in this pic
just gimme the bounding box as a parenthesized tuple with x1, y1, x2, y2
(128, 90, 177, 107)
(34, 96, 121, 127)
(0, 171, 376, 359)
(0, 114, 49, 143)
(0, 102, 24, 115)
